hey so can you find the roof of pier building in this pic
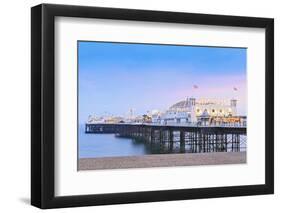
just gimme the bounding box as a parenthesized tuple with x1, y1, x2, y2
(169, 98, 235, 110)
(169, 98, 237, 117)
(169, 100, 188, 109)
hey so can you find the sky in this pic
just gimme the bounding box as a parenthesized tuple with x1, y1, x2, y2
(78, 41, 247, 123)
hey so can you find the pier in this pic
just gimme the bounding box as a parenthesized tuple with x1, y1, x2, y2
(85, 123, 246, 153)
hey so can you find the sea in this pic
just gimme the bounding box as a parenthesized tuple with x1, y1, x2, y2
(79, 125, 148, 158)
(78, 124, 246, 158)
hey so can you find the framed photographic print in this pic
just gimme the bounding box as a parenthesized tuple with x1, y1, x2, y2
(31, 3, 274, 209)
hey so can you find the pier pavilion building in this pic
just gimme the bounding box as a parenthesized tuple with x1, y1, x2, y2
(152, 97, 245, 126)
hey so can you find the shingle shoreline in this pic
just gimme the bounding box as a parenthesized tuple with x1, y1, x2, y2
(78, 152, 246, 170)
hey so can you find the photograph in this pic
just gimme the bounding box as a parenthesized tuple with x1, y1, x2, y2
(30, 2, 274, 209)
(78, 41, 247, 170)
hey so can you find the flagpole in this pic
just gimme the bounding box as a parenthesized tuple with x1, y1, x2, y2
(193, 84, 198, 99)
(233, 87, 238, 100)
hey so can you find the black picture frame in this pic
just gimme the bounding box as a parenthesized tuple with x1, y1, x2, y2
(31, 3, 274, 209)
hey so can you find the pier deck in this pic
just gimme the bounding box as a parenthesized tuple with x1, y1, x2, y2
(85, 123, 246, 153)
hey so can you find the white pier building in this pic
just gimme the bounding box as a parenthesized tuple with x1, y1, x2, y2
(152, 97, 245, 126)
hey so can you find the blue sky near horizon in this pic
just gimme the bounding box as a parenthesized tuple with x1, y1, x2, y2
(78, 41, 247, 123)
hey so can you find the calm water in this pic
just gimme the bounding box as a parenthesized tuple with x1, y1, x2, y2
(78, 125, 187, 158)
(79, 125, 146, 158)
(78, 125, 246, 158)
